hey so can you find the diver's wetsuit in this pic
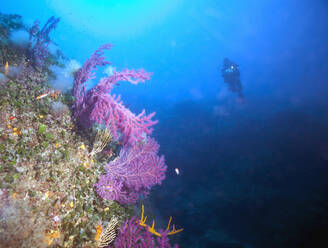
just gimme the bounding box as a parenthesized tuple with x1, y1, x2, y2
(221, 58, 243, 98)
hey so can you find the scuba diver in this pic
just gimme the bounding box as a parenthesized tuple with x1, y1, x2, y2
(221, 58, 244, 99)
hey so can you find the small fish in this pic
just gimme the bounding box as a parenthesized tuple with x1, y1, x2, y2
(36, 92, 50, 100)
(4, 61, 9, 75)
(175, 168, 180, 175)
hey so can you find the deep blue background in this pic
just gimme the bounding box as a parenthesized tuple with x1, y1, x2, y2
(2, 0, 328, 247)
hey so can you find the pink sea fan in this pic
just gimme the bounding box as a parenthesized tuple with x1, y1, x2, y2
(106, 137, 167, 193)
(72, 44, 157, 146)
(94, 137, 167, 204)
(87, 67, 156, 145)
(93, 174, 126, 202)
(72, 44, 112, 120)
(114, 217, 144, 248)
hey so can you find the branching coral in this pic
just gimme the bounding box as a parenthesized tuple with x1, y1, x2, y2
(72, 44, 157, 146)
(113, 205, 181, 248)
(28, 16, 60, 66)
(139, 205, 183, 238)
(94, 137, 167, 204)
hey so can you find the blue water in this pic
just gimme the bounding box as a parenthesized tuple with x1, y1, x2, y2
(2, 0, 328, 247)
